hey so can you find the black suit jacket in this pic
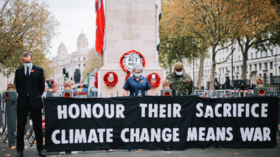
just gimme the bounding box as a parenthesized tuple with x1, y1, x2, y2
(15, 65, 45, 110)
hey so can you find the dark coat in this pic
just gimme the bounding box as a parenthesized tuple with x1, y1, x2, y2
(15, 65, 45, 110)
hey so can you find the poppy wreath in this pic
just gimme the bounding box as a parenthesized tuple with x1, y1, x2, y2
(119, 50, 146, 72)
(125, 71, 131, 81)
(94, 73, 98, 88)
(147, 73, 161, 88)
(103, 71, 118, 87)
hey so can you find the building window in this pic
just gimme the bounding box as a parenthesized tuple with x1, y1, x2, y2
(83, 64, 85, 67)
(78, 64, 80, 67)
(256, 52, 258, 58)
(237, 66, 239, 72)
(259, 63, 262, 70)
(233, 67, 235, 72)
(238, 55, 240, 61)
(270, 62, 273, 69)
(254, 64, 257, 71)
(250, 65, 252, 71)
(84, 57, 86, 61)
(251, 53, 253, 59)
(271, 49, 273, 56)
(265, 63, 267, 70)
(78, 57, 80, 61)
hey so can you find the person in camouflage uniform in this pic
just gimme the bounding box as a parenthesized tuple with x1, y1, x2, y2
(165, 62, 193, 95)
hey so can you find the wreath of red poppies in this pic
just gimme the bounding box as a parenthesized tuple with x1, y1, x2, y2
(147, 73, 161, 88)
(94, 73, 98, 88)
(125, 72, 131, 81)
(103, 71, 118, 87)
(119, 50, 146, 72)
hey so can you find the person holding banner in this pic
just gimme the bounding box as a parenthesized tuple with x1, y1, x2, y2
(123, 64, 152, 96)
(14, 52, 46, 157)
(165, 62, 193, 96)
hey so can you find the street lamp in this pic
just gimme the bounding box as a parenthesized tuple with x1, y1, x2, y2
(231, 46, 235, 84)
(192, 39, 195, 81)
(274, 55, 278, 84)
(274, 55, 277, 75)
(263, 69, 268, 85)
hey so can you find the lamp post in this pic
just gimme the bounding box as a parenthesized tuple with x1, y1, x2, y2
(192, 39, 195, 82)
(231, 47, 234, 84)
(274, 55, 278, 84)
(263, 69, 268, 85)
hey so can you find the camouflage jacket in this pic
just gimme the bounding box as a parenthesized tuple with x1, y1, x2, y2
(166, 72, 193, 95)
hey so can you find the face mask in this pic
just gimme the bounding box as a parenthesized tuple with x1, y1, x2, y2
(134, 73, 141, 78)
(176, 72, 183, 76)
(24, 63, 32, 68)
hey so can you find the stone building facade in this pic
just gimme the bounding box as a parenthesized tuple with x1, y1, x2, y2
(52, 32, 89, 85)
(184, 44, 280, 88)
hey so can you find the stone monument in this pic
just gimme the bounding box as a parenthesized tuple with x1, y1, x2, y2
(98, 0, 164, 96)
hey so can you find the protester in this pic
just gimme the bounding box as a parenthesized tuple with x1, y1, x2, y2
(123, 64, 152, 96)
(240, 83, 245, 97)
(165, 62, 193, 95)
(14, 52, 46, 157)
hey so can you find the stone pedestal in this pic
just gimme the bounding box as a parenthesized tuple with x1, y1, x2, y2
(99, 0, 164, 96)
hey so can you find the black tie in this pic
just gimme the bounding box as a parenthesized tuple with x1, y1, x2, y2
(26, 68, 30, 79)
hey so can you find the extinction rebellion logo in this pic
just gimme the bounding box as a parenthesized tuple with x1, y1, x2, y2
(119, 50, 146, 72)
(123, 53, 143, 71)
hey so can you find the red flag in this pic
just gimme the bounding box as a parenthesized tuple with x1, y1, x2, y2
(95, 0, 105, 56)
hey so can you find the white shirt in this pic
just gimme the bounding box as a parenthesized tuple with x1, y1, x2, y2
(24, 64, 33, 76)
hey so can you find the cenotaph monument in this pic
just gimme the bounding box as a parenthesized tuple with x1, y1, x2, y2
(98, 0, 164, 96)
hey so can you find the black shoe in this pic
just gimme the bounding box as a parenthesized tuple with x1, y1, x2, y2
(38, 150, 46, 157)
(16, 152, 23, 157)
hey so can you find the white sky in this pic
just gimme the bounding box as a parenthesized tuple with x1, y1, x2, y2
(47, 0, 96, 57)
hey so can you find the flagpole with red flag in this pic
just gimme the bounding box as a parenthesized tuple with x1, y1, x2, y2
(95, 0, 105, 63)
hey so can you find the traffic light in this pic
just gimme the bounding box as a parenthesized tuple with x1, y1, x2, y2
(65, 72, 69, 79)
(63, 67, 66, 77)
(74, 69, 81, 83)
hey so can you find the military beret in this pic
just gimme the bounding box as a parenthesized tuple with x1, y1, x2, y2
(174, 62, 184, 70)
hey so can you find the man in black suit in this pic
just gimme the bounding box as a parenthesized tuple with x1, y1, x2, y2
(15, 52, 46, 157)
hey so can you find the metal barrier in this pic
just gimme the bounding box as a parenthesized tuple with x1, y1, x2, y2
(0, 87, 279, 149)
(5, 91, 17, 148)
(0, 93, 8, 144)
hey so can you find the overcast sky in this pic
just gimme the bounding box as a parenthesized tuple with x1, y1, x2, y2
(47, 0, 96, 57)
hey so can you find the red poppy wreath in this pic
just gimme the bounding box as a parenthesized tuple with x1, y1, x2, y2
(119, 50, 146, 72)
(103, 71, 118, 87)
(147, 73, 161, 88)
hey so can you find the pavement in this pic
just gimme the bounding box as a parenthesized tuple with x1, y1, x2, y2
(0, 135, 279, 157)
